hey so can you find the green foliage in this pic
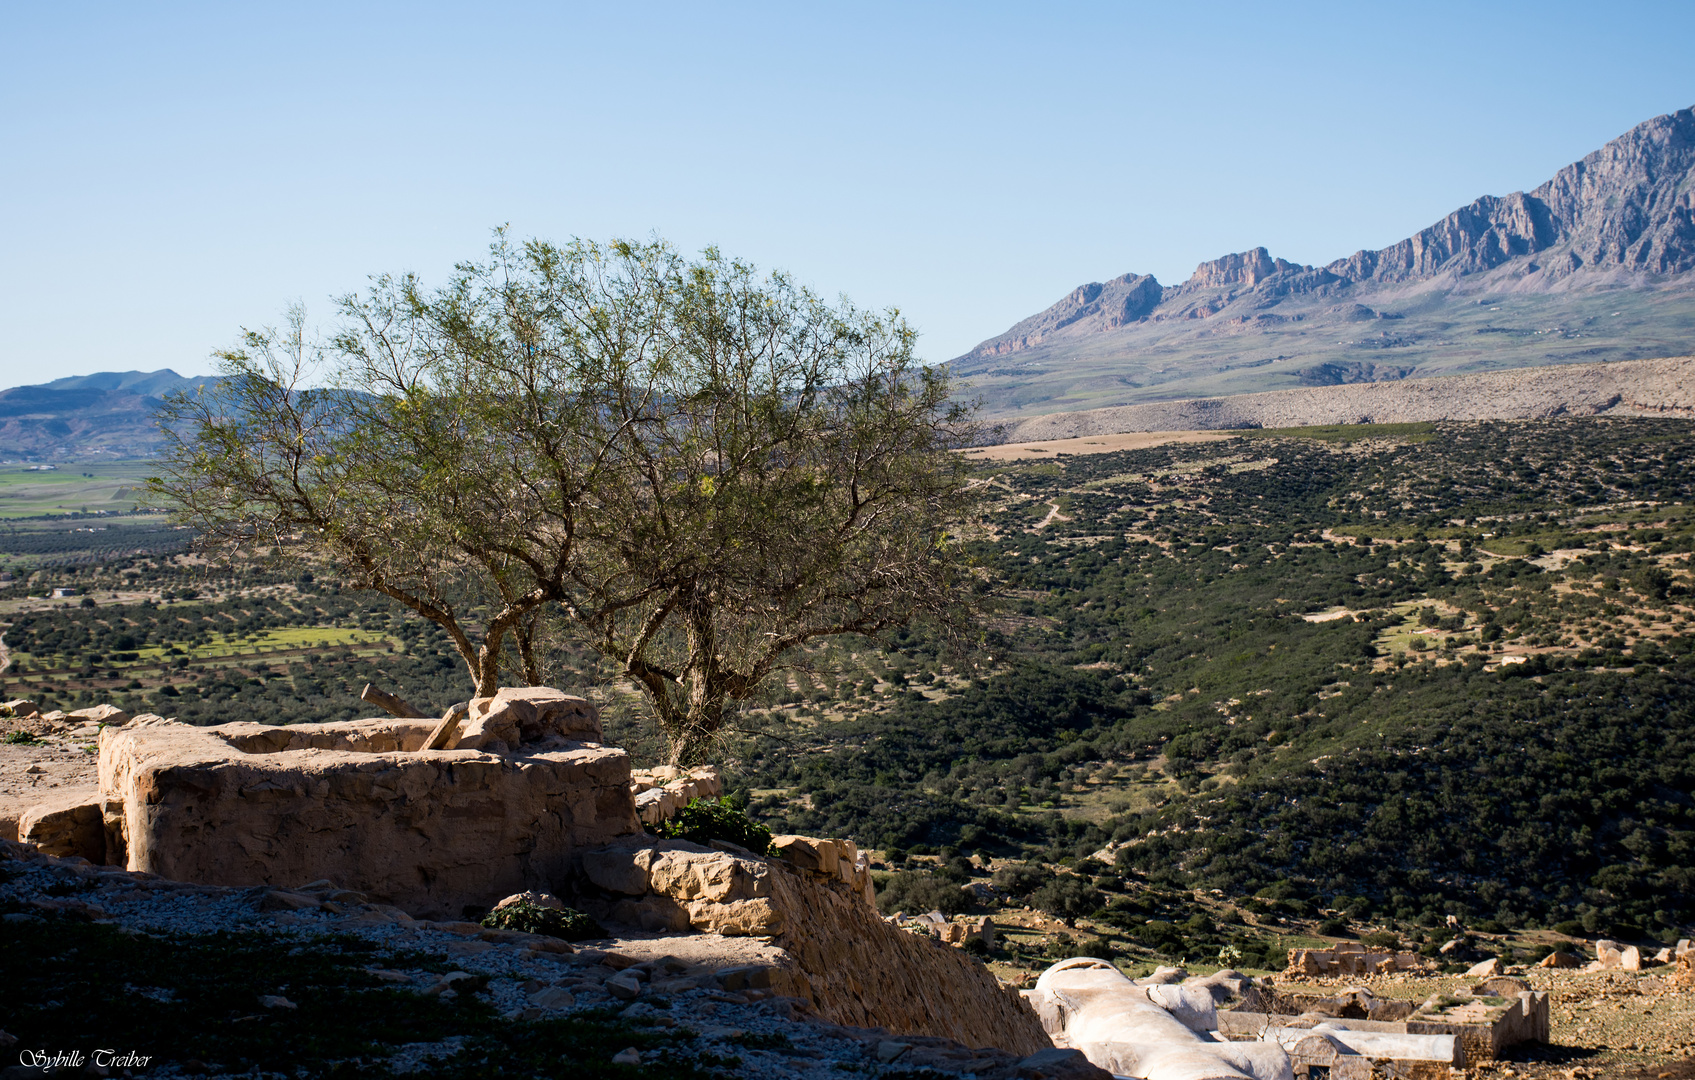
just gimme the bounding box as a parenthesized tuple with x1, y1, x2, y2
(3, 730, 41, 746)
(991, 863, 1054, 899)
(739, 419, 1695, 934)
(16, 416, 1695, 941)
(651, 797, 777, 856)
(1044, 935, 1108, 960)
(479, 899, 605, 942)
(1242, 422, 1436, 443)
(1032, 875, 1104, 925)
(151, 234, 983, 760)
(876, 870, 972, 916)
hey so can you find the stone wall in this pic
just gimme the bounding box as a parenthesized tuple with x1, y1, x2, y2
(23, 687, 1050, 1059)
(17, 789, 105, 863)
(96, 691, 641, 918)
(1285, 942, 1432, 977)
(574, 835, 1050, 1055)
(1223, 978, 1549, 1065)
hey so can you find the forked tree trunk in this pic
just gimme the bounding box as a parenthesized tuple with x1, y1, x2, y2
(662, 700, 723, 767)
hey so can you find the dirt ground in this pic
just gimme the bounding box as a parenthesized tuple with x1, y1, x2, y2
(959, 429, 1231, 461)
(1273, 967, 1695, 1078)
(0, 723, 100, 841)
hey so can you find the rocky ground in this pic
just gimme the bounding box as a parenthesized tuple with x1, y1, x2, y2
(4, 837, 1692, 1079)
(1271, 968, 1695, 1079)
(3, 709, 1690, 1079)
(0, 839, 1090, 1080)
(0, 723, 99, 842)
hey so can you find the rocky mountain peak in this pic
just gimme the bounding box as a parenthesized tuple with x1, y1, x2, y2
(952, 103, 1695, 412)
(1328, 105, 1695, 285)
(1183, 247, 1308, 290)
(960, 271, 1165, 360)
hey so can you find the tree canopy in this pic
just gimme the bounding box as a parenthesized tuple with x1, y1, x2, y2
(152, 233, 983, 761)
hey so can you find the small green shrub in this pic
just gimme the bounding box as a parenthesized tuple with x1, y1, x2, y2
(3, 730, 41, 746)
(1317, 918, 1349, 937)
(1030, 876, 1103, 926)
(480, 899, 605, 941)
(651, 796, 777, 855)
(1360, 931, 1401, 950)
(876, 870, 973, 916)
(991, 862, 1053, 898)
(1044, 935, 1109, 960)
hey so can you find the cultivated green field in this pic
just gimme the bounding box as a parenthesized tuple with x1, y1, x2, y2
(0, 461, 157, 518)
(131, 626, 393, 663)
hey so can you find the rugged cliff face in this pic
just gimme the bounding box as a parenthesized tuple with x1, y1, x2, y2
(969, 273, 1164, 358)
(954, 105, 1695, 419)
(1331, 107, 1695, 284)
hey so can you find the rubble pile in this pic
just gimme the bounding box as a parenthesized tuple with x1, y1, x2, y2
(1283, 941, 1434, 977)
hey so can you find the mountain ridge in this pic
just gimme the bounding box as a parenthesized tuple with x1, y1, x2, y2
(0, 369, 216, 460)
(954, 104, 1695, 417)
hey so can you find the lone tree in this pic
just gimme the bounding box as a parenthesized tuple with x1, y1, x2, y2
(153, 233, 984, 762)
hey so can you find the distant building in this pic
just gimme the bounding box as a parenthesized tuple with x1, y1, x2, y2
(51, 586, 78, 598)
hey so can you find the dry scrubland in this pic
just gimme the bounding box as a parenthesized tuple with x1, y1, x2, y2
(5, 416, 1695, 1076)
(986, 355, 1695, 443)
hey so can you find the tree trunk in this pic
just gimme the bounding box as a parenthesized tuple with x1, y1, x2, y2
(664, 699, 723, 767)
(663, 600, 727, 765)
(473, 642, 501, 698)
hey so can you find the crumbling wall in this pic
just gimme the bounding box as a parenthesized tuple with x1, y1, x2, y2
(96, 693, 641, 917)
(575, 835, 1050, 1055)
(1223, 978, 1548, 1066)
(1285, 942, 1431, 977)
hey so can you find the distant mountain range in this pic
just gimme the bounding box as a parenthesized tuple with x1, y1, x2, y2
(954, 104, 1695, 418)
(12, 107, 1695, 459)
(0, 370, 216, 460)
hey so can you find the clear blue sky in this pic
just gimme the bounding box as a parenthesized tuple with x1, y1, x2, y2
(3, 1, 1692, 389)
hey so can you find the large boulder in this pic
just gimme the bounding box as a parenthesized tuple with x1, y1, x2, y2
(452, 688, 601, 752)
(18, 788, 106, 863)
(582, 837, 783, 935)
(68, 704, 131, 727)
